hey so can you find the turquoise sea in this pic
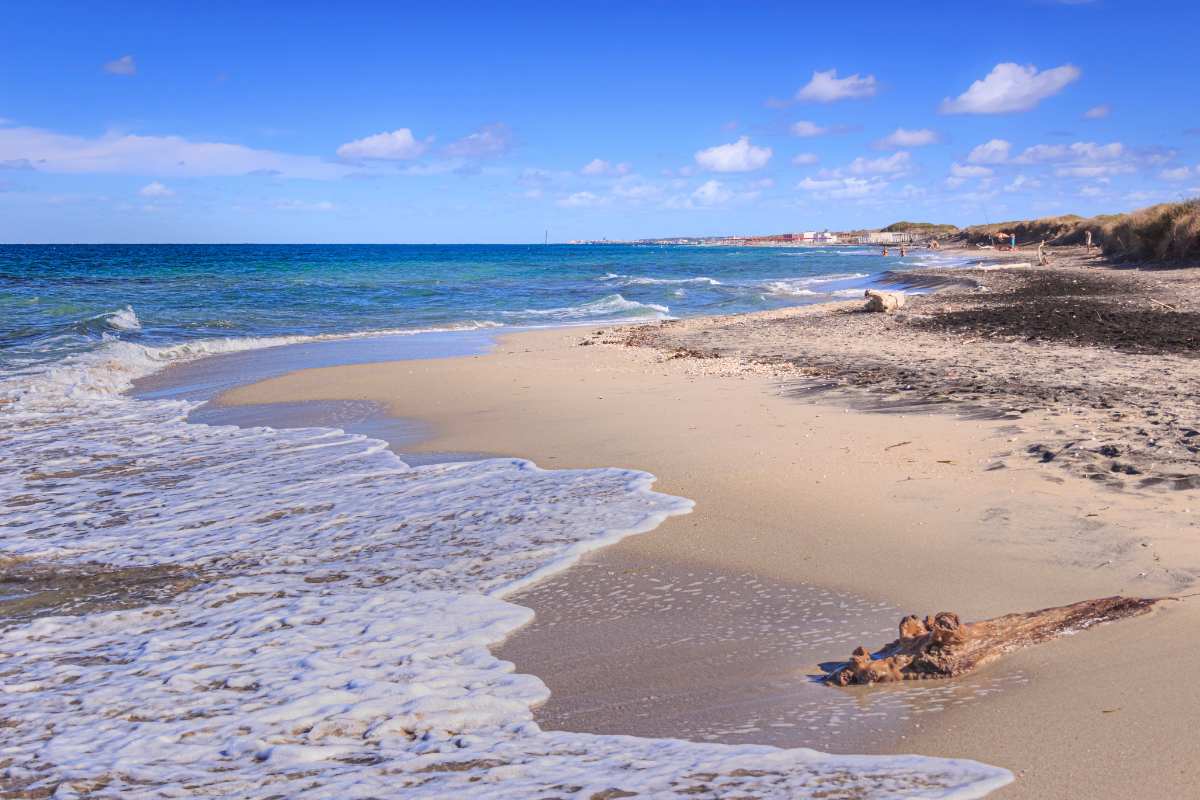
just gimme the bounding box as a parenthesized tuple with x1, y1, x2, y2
(0, 243, 963, 372)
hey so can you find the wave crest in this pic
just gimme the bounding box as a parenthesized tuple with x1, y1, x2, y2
(513, 294, 669, 320)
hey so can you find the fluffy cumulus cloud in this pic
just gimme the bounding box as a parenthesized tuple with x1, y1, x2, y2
(1160, 165, 1196, 181)
(1004, 174, 1040, 192)
(0, 125, 348, 179)
(875, 128, 939, 149)
(1010, 141, 1130, 177)
(610, 176, 662, 202)
(797, 176, 888, 199)
(960, 138, 1149, 182)
(946, 162, 992, 187)
(442, 123, 512, 159)
(694, 136, 772, 173)
(967, 139, 1012, 164)
(138, 181, 174, 197)
(1015, 141, 1124, 163)
(845, 151, 911, 176)
(336, 128, 430, 161)
(104, 55, 136, 76)
(1084, 104, 1111, 119)
(789, 120, 829, 137)
(580, 158, 631, 176)
(950, 163, 993, 178)
(940, 63, 1081, 114)
(557, 191, 602, 208)
(689, 179, 733, 206)
(795, 69, 877, 103)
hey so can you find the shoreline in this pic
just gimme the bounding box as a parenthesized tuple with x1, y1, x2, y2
(218, 255, 1200, 798)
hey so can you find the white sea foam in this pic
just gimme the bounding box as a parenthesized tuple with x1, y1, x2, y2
(512, 293, 669, 320)
(760, 273, 870, 297)
(602, 273, 722, 286)
(0, 317, 1011, 798)
(103, 305, 142, 331)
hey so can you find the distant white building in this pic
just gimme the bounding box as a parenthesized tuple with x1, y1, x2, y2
(863, 231, 913, 244)
(799, 230, 839, 243)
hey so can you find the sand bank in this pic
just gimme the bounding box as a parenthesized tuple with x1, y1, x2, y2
(221, 262, 1200, 798)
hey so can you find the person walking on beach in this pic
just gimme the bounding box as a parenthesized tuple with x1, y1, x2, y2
(1010, 233, 1016, 251)
(1037, 239, 1049, 266)
(1085, 230, 1093, 252)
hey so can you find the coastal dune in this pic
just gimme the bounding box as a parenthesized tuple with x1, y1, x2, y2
(222, 260, 1200, 799)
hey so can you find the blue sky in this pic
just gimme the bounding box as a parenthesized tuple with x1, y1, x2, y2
(1, 0, 1197, 243)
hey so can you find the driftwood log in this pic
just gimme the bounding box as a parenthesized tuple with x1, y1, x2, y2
(825, 595, 1157, 686)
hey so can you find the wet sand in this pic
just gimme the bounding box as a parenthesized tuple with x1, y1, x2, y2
(218, 258, 1200, 798)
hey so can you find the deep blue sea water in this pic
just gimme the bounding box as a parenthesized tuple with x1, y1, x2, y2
(0, 243, 961, 373)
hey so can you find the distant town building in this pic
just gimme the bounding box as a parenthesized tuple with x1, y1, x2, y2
(862, 231, 914, 244)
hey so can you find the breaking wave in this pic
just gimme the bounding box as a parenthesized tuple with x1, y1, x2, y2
(601, 273, 722, 286)
(759, 273, 870, 298)
(511, 293, 669, 320)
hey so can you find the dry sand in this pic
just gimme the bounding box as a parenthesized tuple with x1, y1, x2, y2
(220, 261, 1200, 799)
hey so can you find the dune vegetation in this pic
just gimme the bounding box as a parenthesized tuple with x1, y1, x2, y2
(956, 199, 1200, 262)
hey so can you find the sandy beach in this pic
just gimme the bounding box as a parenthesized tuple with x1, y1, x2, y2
(220, 252, 1200, 799)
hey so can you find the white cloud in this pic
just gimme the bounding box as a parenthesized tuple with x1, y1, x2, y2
(1084, 104, 1111, 119)
(950, 163, 993, 178)
(1004, 174, 1040, 192)
(104, 55, 136, 76)
(1055, 164, 1134, 178)
(690, 179, 733, 206)
(558, 191, 603, 208)
(967, 139, 1012, 164)
(999, 140, 1134, 178)
(581, 158, 607, 175)
(610, 177, 662, 202)
(845, 151, 911, 176)
(138, 181, 174, 197)
(694, 136, 772, 173)
(797, 176, 888, 199)
(336, 128, 430, 161)
(789, 120, 829, 137)
(875, 128, 939, 149)
(442, 123, 512, 159)
(581, 158, 631, 176)
(795, 69, 878, 103)
(1079, 185, 1107, 197)
(1160, 165, 1195, 181)
(940, 63, 1081, 114)
(272, 199, 335, 211)
(1014, 141, 1125, 164)
(0, 125, 348, 179)
(791, 152, 819, 165)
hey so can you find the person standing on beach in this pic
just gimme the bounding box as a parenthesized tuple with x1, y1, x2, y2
(1085, 230, 1093, 251)
(1037, 239, 1049, 266)
(1011, 233, 1016, 251)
